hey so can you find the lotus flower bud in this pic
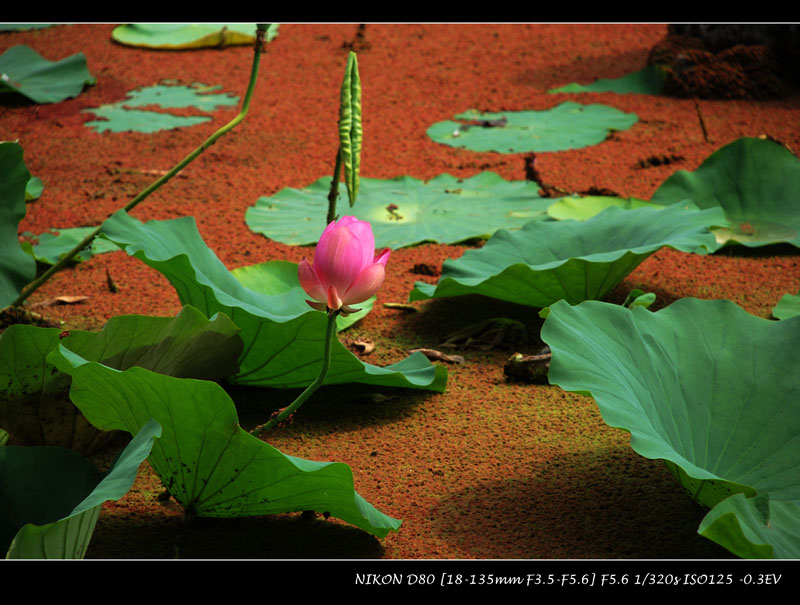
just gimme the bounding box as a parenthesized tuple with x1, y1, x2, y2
(298, 216, 390, 314)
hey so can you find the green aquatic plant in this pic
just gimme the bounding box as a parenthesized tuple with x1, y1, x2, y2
(2, 420, 160, 558)
(51, 333, 401, 537)
(7, 25, 272, 308)
(100, 210, 446, 391)
(247, 172, 552, 249)
(427, 102, 638, 153)
(651, 137, 800, 249)
(541, 298, 800, 558)
(111, 23, 279, 49)
(548, 66, 666, 95)
(410, 203, 725, 308)
(0, 45, 94, 104)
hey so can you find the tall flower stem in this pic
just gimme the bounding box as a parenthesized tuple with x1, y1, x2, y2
(10, 24, 271, 309)
(251, 309, 340, 435)
(326, 147, 342, 224)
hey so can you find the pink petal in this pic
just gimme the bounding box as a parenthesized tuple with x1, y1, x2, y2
(327, 285, 343, 310)
(342, 263, 386, 305)
(342, 218, 375, 266)
(314, 223, 365, 292)
(374, 247, 391, 267)
(298, 258, 326, 302)
(335, 215, 359, 228)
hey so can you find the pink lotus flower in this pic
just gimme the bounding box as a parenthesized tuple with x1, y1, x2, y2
(298, 216, 390, 314)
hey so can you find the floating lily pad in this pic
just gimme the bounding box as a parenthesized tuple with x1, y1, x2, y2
(246, 172, 553, 249)
(548, 66, 666, 95)
(409, 203, 724, 308)
(83, 105, 211, 133)
(83, 83, 238, 134)
(426, 102, 638, 153)
(2, 419, 160, 558)
(111, 23, 279, 49)
(121, 83, 238, 111)
(0, 306, 242, 454)
(0, 45, 94, 104)
(0, 142, 36, 308)
(651, 137, 800, 248)
(546, 195, 654, 221)
(101, 210, 447, 391)
(26, 226, 119, 264)
(772, 291, 800, 320)
(51, 346, 401, 538)
(0, 25, 57, 31)
(541, 297, 800, 558)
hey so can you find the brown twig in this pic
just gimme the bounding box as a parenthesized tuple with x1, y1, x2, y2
(694, 99, 710, 143)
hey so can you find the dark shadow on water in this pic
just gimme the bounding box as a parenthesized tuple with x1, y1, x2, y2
(712, 242, 800, 258)
(87, 512, 384, 559)
(226, 381, 433, 435)
(398, 295, 546, 351)
(429, 444, 735, 559)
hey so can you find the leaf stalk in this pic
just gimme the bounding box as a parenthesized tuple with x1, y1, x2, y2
(252, 309, 340, 435)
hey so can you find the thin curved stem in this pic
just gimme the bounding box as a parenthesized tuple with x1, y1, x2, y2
(10, 24, 271, 309)
(326, 146, 342, 224)
(251, 309, 339, 435)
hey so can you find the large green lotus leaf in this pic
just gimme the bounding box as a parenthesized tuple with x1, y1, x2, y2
(546, 195, 655, 221)
(651, 137, 800, 248)
(246, 172, 552, 249)
(698, 493, 800, 559)
(0, 45, 94, 104)
(3, 419, 160, 558)
(51, 346, 401, 538)
(111, 24, 279, 49)
(409, 203, 724, 308)
(101, 210, 447, 390)
(548, 66, 666, 95)
(26, 226, 119, 265)
(0, 142, 36, 308)
(773, 292, 800, 320)
(541, 298, 800, 557)
(0, 306, 242, 453)
(426, 102, 638, 153)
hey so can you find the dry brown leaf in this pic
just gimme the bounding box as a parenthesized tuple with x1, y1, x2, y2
(383, 302, 418, 312)
(352, 339, 375, 355)
(30, 295, 90, 308)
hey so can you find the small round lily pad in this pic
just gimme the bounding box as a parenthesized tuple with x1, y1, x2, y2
(427, 102, 638, 153)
